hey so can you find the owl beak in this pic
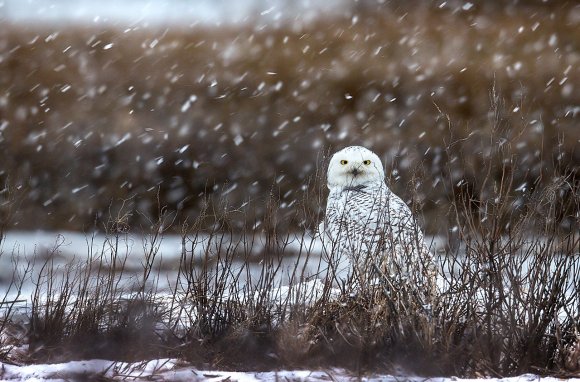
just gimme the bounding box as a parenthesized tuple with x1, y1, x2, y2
(349, 167, 362, 177)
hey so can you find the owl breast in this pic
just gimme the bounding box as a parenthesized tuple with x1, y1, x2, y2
(324, 186, 387, 262)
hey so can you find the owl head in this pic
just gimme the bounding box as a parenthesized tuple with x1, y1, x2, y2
(327, 146, 385, 189)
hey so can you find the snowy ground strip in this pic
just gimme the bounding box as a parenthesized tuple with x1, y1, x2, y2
(0, 231, 327, 301)
(1, 359, 578, 382)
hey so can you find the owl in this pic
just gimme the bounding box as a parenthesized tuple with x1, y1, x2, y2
(319, 146, 434, 299)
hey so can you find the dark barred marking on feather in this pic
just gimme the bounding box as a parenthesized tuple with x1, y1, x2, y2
(342, 184, 368, 193)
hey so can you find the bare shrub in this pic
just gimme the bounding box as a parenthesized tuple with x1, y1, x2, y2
(0, 182, 32, 364)
(1, 169, 578, 376)
(434, 89, 580, 376)
(1, 89, 578, 376)
(26, 207, 174, 362)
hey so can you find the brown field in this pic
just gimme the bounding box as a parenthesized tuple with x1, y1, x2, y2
(0, 2, 579, 234)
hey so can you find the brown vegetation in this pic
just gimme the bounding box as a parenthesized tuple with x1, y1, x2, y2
(0, 3, 578, 233)
(0, 132, 578, 376)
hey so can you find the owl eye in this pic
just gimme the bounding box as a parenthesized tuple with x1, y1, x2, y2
(340, 160, 348, 165)
(363, 160, 371, 165)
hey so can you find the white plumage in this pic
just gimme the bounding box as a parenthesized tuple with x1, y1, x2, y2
(319, 146, 433, 290)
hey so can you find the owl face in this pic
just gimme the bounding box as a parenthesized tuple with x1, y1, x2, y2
(327, 146, 385, 189)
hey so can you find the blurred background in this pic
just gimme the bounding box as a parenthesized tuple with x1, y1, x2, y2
(0, 0, 578, 235)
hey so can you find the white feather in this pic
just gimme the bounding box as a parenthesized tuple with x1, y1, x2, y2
(320, 146, 434, 292)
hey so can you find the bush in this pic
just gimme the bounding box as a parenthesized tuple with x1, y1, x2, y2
(0, 127, 578, 376)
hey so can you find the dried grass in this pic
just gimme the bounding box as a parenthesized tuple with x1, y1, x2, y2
(0, 3, 578, 234)
(0, 112, 578, 376)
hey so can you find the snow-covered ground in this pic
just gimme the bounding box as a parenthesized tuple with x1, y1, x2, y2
(0, 230, 329, 302)
(1, 358, 577, 382)
(0, 230, 448, 302)
(0, 0, 349, 25)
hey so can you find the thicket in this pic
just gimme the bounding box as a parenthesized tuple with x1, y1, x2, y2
(1, 98, 578, 376)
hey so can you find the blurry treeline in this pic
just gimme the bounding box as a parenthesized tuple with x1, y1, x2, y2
(0, 2, 578, 234)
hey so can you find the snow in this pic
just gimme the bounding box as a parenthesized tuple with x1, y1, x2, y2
(0, 0, 350, 25)
(0, 230, 334, 305)
(180, 95, 197, 113)
(1, 359, 577, 382)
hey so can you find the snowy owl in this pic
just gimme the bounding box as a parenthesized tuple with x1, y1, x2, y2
(319, 146, 434, 297)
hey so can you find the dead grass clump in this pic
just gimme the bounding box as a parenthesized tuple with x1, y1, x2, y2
(26, 241, 169, 363)
(302, 290, 437, 374)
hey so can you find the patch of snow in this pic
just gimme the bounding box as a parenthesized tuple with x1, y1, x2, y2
(0, 0, 351, 25)
(0, 360, 576, 382)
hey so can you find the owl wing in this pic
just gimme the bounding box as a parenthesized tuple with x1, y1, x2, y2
(383, 193, 425, 251)
(378, 192, 436, 297)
